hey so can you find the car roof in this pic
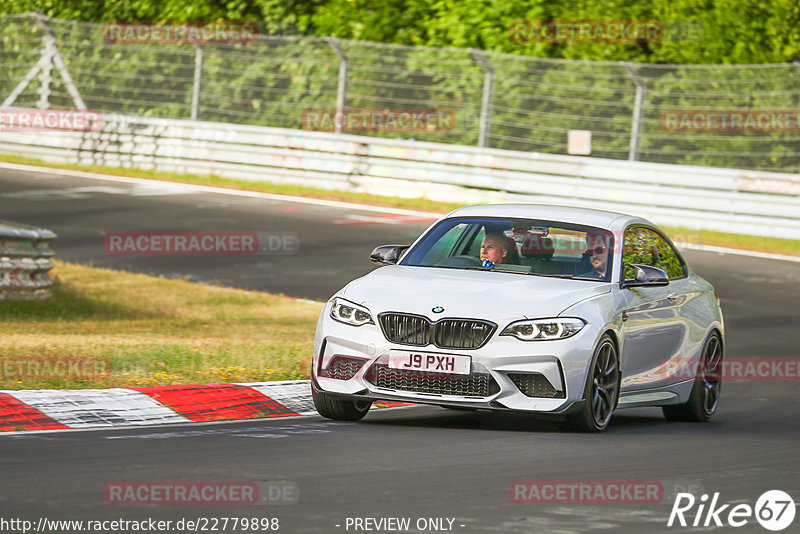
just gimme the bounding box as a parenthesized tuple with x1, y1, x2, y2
(444, 203, 652, 231)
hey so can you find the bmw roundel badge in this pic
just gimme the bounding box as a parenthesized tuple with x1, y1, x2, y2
(432, 306, 445, 313)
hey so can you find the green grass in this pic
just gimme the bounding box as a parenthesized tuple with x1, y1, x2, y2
(0, 261, 322, 389)
(661, 226, 800, 257)
(1, 152, 798, 256)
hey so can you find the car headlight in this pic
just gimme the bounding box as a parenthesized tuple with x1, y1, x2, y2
(501, 318, 585, 341)
(330, 297, 374, 326)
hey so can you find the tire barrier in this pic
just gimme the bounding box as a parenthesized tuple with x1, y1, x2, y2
(0, 221, 57, 300)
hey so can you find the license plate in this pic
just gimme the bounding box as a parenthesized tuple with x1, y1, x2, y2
(388, 350, 471, 375)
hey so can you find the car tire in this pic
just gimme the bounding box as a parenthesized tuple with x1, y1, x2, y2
(312, 388, 372, 421)
(663, 332, 722, 423)
(563, 334, 620, 432)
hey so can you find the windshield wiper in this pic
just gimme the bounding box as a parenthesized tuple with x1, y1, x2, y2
(529, 273, 576, 278)
(430, 266, 525, 274)
(426, 266, 496, 273)
(531, 273, 608, 281)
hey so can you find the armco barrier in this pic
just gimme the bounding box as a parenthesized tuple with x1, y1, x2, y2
(0, 114, 798, 239)
(0, 221, 57, 300)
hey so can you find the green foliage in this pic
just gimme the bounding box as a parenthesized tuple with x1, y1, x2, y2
(1, 1, 798, 171)
(3, 0, 798, 64)
(1, 0, 264, 23)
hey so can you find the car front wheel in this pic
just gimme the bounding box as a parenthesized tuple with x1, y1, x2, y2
(563, 334, 619, 432)
(312, 388, 371, 421)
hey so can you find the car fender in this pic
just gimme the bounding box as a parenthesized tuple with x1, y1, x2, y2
(559, 288, 625, 400)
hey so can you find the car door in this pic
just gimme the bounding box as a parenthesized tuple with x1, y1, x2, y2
(619, 226, 692, 391)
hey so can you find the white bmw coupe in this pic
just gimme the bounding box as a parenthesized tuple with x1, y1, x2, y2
(312, 204, 724, 432)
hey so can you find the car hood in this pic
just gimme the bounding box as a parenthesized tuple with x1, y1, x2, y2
(341, 265, 611, 323)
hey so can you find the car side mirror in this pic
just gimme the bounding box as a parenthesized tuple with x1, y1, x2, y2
(369, 245, 410, 266)
(622, 263, 670, 288)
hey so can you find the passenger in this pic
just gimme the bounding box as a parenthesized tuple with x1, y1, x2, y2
(479, 233, 508, 265)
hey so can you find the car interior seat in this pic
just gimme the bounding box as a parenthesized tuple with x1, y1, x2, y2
(520, 237, 562, 274)
(504, 236, 521, 265)
(521, 236, 554, 260)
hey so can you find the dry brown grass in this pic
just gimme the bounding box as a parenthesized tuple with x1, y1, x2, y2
(0, 261, 323, 389)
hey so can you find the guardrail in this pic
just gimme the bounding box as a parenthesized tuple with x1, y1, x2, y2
(0, 221, 57, 300)
(0, 114, 798, 239)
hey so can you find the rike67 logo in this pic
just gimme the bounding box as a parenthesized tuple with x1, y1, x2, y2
(668, 490, 796, 531)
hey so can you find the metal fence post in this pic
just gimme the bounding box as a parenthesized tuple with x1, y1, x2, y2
(3, 13, 86, 109)
(326, 37, 348, 134)
(3, 49, 49, 108)
(623, 62, 645, 161)
(36, 30, 55, 108)
(36, 13, 86, 109)
(191, 45, 204, 120)
(472, 49, 495, 148)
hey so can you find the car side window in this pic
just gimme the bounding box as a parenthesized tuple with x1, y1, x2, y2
(622, 227, 659, 280)
(650, 231, 686, 279)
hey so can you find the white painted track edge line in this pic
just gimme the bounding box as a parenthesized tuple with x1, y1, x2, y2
(0, 411, 328, 436)
(294, 298, 327, 305)
(0, 161, 443, 218)
(0, 402, 421, 436)
(674, 241, 800, 263)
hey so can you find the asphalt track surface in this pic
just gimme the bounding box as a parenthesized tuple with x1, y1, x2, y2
(1, 167, 799, 533)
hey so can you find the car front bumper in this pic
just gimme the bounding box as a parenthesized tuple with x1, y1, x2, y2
(312, 308, 601, 414)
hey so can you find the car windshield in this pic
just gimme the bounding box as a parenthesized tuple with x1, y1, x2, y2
(400, 216, 614, 282)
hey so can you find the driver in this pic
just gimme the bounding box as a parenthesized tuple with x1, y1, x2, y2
(480, 233, 508, 265)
